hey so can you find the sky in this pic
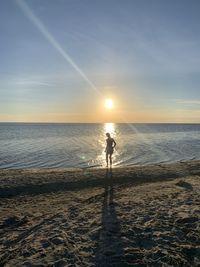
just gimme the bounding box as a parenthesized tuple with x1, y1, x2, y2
(0, 0, 200, 123)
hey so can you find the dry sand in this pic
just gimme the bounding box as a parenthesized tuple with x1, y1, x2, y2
(0, 160, 200, 266)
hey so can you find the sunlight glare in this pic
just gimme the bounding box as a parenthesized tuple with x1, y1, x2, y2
(104, 122, 115, 136)
(105, 98, 113, 110)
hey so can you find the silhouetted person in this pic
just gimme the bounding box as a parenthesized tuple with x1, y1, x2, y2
(105, 132, 116, 167)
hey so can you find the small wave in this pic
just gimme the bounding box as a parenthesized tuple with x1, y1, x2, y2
(81, 164, 102, 169)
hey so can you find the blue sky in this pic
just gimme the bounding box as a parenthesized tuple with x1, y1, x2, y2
(0, 0, 200, 122)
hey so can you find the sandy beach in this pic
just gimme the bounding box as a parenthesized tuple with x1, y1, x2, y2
(0, 160, 200, 266)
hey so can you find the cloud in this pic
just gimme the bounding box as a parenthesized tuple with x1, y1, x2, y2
(175, 99, 200, 106)
(15, 79, 53, 87)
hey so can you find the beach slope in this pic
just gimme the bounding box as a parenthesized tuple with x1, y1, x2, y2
(0, 160, 200, 266)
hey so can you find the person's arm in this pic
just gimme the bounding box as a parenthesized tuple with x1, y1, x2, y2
(104, 140, 107, 152)
(112, 139, 116, 148)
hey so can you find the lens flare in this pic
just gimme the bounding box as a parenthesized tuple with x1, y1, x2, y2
(16, 0, 100, 96)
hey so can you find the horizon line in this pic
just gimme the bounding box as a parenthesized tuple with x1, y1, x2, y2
(0, 121, 199, 124)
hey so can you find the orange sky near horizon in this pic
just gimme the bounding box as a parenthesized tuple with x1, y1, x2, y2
(0, 106, 199, 123)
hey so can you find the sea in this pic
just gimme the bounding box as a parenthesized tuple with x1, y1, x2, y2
(0, 123, 199, 169)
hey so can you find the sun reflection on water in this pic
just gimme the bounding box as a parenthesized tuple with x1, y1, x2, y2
(104, 122, 115, 137)
(94, 123, 118, 167)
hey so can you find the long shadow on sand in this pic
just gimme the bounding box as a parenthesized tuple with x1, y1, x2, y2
(95, 168, 125, 266)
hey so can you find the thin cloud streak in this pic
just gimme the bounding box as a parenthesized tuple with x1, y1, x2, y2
(175, 99, 200, 105)
(16, 80, 53, 87)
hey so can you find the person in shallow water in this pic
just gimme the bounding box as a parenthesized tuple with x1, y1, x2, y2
(105, 132, 116, 167)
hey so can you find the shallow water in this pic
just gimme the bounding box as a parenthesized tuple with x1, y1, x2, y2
(0, 123, 199, 169)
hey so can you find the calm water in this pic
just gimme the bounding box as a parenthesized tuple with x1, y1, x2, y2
(0, 123, 200, 169)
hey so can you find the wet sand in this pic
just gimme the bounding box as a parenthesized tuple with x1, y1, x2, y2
(0, 160, 200, 266)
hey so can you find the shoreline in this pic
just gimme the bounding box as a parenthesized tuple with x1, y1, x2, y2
(0, 156, 199, 171)
(0, 160, 200, 266)
(0, 160, 200, 198)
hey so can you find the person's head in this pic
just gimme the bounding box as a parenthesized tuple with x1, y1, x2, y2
(106, 132, 110, 138)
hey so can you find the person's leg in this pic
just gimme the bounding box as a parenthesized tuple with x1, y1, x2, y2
(109, 154, 112, 166)
(106, 153, 108, 167)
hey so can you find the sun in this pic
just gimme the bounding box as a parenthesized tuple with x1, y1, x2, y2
(105, 98, 114, 109)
